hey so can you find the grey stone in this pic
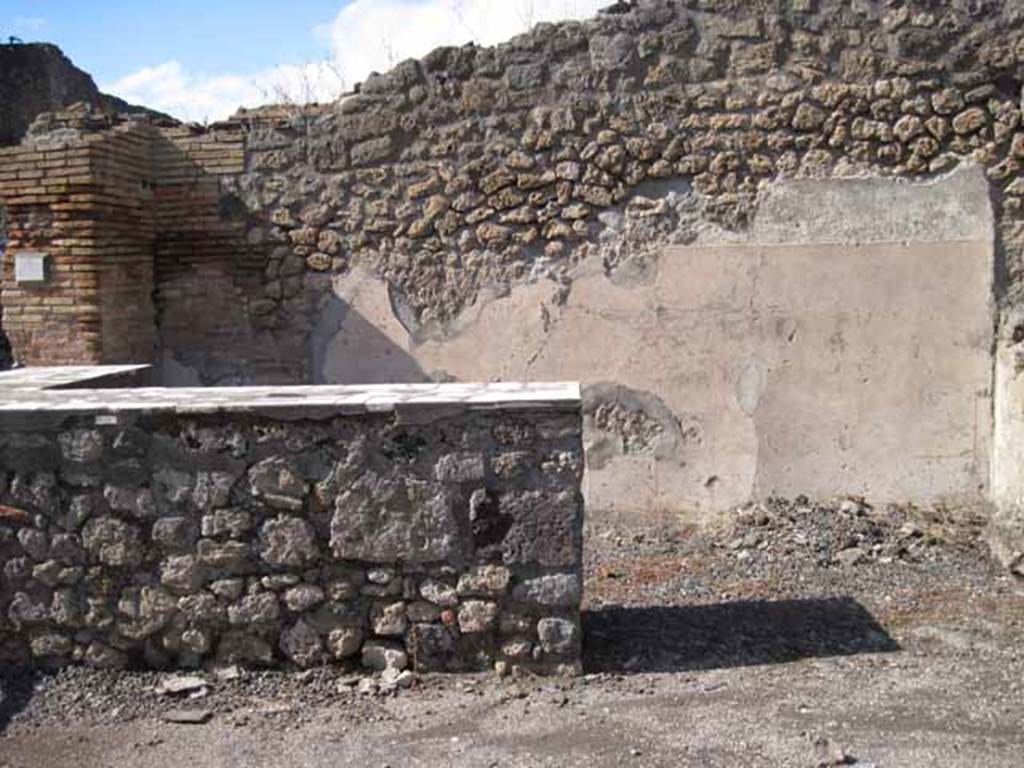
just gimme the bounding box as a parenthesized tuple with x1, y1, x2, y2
(590, 33, 637, 70)
(501, 638, 533, 659)
(196, 539, 250, 569)
(537, 617, 579, 654)
(117, 587, 176, 640)
(512, 573, 582, 606)
(104, 485, 156, 518)
(217, 632, 274, 665)
(331, 477, 458, 563)
(280, 619, 325, 668)
(178, 593, 226, 623)
(228, 593, 280, 625)
(82, 516, 143, 567)
(49, 532, 83, 563)
(435, 453, 487, 483)
(17, 527, 48, 559)
(66, 494, 93, 529)
(361, 640, 408, 671)
(8, 592, 49, 628)
(419, 578, 458, 606)
(84, 641, 128, 669)
(371, 601, 407, 636)
(192, 471, 236, 510)
(458, 600, 498, 633)
(154, 468, 194, 505)
(209, 578, 245, 601)
(457, 565, 511, 596)
(406, 600, 442, 623)
(161, 555, 203, 594)
(248, 457, 309, 511)
(49, 588, 83, 626)
(201, 509, 252, 538)
(261, 573, 300, 591)
(162, 708, 213, 725)
(366, 568, 394, 585)
(30, 633, 72, 658)
(32, 559, 63, 586)
(326, 576, 362, 601)
(283, 584, 325, 612)
(152, 516, 195, 551)
(327, 627, 364, 658)
(258, 515, 319, 568)
(58, 429, 104, 463)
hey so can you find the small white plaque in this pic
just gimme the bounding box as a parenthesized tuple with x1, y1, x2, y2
(95, 414, 119, 426)
(15, 252, 48, 284)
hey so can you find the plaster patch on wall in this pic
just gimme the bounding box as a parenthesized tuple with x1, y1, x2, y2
(735, 358, 768, 417)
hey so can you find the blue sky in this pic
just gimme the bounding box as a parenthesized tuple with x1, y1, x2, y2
(5, 0, 340, 83)
(4, 1, 608, 121)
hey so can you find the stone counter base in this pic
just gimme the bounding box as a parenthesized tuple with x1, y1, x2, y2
(0, 384, 583, 675)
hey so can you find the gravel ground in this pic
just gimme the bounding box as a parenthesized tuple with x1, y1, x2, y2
(2, 498, 1023, 767)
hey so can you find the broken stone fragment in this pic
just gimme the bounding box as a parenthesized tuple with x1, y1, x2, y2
(162, 708, 213, 725)
(371, 601, 408, 636)
(456, 565, 511, 596)
(196, 539, 250, 569)
(512, 573, 582, 606)
(247, 457, 309, 511)
(201, 509, 252, 539)
(361, 640, 408, 672)
(537, 617, 579, 654)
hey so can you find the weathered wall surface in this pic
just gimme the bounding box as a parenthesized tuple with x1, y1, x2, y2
(2, 1, 1024, 538)
(321, 168, 995, 517)
(0, 384, 584, 674)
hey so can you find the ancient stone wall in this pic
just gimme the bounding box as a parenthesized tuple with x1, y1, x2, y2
(3, 0, 1024, 542)
(0, 380, 584, 674)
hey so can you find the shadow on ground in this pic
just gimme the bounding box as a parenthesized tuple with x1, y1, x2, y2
(0, 666, 36, 734)
(583, 596, 899, 674)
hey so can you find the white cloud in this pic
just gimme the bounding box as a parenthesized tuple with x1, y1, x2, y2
(102, 0, 608, 123)
(12, 16, 47, 34)
(103, 60, 346, 123)
(324, 0, 608, 81)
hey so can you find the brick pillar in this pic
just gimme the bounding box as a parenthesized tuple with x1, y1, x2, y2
(0, 123, 156, 366)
